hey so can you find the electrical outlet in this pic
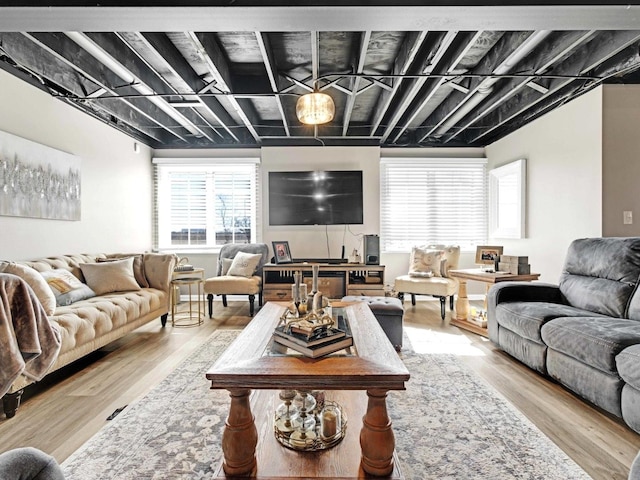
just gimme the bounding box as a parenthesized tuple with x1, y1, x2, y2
(624, 211, 633, 225)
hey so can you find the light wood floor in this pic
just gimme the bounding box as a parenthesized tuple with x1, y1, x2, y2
(1, 299, 639, 479)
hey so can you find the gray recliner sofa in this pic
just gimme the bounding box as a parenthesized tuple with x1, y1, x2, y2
(487, 237, 640, 434)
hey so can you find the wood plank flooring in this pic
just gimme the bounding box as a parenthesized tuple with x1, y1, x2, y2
(0, 299, 638, 479)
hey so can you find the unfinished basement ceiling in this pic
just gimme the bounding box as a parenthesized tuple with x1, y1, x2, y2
(1, 2, 639, 149)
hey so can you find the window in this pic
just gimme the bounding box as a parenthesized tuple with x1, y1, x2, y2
(153, 159, 259, 251)
(380, 158, 487, 252)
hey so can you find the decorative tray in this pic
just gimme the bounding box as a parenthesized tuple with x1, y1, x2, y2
(274, 401, 347, 452)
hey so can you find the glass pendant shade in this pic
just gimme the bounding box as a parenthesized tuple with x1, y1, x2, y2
(296, 92, 335, 125)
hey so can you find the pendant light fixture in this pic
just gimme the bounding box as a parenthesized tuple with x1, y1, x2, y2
(296, 89, 335, 125)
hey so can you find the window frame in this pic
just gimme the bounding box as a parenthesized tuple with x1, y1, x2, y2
(380, 157, 488, 253)
(152, 158, 260, 253)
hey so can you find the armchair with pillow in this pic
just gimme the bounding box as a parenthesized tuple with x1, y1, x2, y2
(204, 243, 270, 317)
(394, 245, 460, 320)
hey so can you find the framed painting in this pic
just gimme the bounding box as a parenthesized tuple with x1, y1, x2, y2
(475, 245, 503, 265)
(272, 241, 293, 264)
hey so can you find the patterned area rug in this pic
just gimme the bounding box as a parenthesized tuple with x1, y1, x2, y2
(61, 329, 590, 479)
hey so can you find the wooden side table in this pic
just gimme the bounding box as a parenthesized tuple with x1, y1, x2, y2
(171, 268, 205, 327)
(449, 268, 540, 337)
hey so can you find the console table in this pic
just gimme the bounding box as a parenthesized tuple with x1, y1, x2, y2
(262, 263, 385, 301)
(449, 268, 540, 337)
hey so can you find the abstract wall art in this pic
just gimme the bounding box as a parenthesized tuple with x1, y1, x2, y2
(0, 130, 81, 221)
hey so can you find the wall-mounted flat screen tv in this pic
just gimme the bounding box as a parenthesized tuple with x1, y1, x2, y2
(269, 170, 364, 225)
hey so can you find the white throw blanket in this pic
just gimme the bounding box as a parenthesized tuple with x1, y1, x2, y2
(0, 273, 61, 398)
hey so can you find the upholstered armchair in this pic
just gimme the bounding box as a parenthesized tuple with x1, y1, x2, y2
(394, 245, 460, 320)
(204, 243, 270, 317)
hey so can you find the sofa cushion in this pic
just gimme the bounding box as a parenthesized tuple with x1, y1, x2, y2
(494, 302, 605, 343)
(204, 275, 262, 295)
(541, 316, 640, 374)
(617, 344, 640, 391)
(0, 262, 57, 316)
(40, 269, 96, 306)
(79, 257, 141, 296)
(559, 237, 640, 318)
(394, 274, 458, 297)
(52, 288, 167, 352)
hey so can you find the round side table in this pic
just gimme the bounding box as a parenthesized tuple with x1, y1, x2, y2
(171, 268, 205, 327)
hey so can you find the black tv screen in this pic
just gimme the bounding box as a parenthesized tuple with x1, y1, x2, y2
(269, 170, 364, 226)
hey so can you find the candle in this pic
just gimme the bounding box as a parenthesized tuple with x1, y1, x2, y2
(321, 408, 338, 438)
(292, 272, 301, 303)
(311, 264, 319, 293)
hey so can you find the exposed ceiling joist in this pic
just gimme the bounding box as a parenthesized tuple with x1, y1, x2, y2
(1, 3, 640, 149)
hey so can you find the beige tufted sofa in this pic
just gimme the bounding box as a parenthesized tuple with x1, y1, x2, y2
(2, 252, 176, 418)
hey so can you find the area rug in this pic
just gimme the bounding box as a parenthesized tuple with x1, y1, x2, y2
(61, 329, 590, 479)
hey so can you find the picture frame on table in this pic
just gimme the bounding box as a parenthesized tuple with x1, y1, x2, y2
(475, 245, 504, 265)
(272, 241, 293, 264)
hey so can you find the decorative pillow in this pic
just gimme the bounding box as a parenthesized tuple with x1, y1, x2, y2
(409, 247, 444, 277)
(80, 257, 141, 296)
(97, 254, 149, 288)
(425, 244, 461, 277)
(0, 262, 57, 315)
(439, 245, 460, 278)
(40, 269, 96, 306)
(221, 258, 234, 276)
(227, 252, 262, 278)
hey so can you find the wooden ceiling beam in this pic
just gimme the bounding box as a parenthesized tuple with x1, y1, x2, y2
(467, 29, 640, 144)
(256, 32, 290, 137)
(2, 5, 640, 32)
(342, 31, 371, 136)
(135, 32, 241, 142)
(80, 32, 217, 142)
(0, 32, 177, 144)
(368, 31, 429, 136)
(410, 30, 534, 144)
(190, 32, 261, 143)
(442, 29, 596, 144)
(386, 30, 488, 143)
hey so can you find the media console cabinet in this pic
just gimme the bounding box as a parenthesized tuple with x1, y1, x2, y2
(262, 263, 385, 301)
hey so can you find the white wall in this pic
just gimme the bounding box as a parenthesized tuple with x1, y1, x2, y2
(602, 84, 640, 237)
(0, 69, 153, 260)
(485, 87, 603, 283)
(261, 146, 380, 261)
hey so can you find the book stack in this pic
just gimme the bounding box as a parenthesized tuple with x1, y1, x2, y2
(498, 255, 530, 275)
(174, 264, 194, 272)
(273, 316, 353, 358)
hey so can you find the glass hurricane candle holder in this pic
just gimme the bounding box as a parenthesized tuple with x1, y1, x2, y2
(275, 389, 299, 433)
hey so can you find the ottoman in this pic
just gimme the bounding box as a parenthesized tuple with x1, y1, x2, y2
(341, 295, 404, 351)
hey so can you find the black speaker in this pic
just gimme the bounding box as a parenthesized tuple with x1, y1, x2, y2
(363, 234, 380, 265)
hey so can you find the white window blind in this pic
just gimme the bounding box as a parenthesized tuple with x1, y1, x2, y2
(380, 158, 487, 252)
(153, 160, 259, 251)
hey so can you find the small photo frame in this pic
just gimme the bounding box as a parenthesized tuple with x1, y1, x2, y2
(272, 241, 293, 264)
(475, 245, 503, 265)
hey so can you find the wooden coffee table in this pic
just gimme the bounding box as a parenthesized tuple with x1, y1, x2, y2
(206, 301, 410, 479)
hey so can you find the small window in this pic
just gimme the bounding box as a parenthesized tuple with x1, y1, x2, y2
(153, 161, 259, 251)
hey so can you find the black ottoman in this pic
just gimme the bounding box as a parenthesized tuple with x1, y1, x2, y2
(341, 295, 404, 351)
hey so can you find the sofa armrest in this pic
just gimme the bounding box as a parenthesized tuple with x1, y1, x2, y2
(488, 281, 563, 307)
(487, 282, 564, 344)
(143, 253, 177, 293)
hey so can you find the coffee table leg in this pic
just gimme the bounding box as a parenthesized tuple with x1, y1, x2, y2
(360, 389, 394, 476)
(455, 279, 470, 320)
(222, 388, 257, 476)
